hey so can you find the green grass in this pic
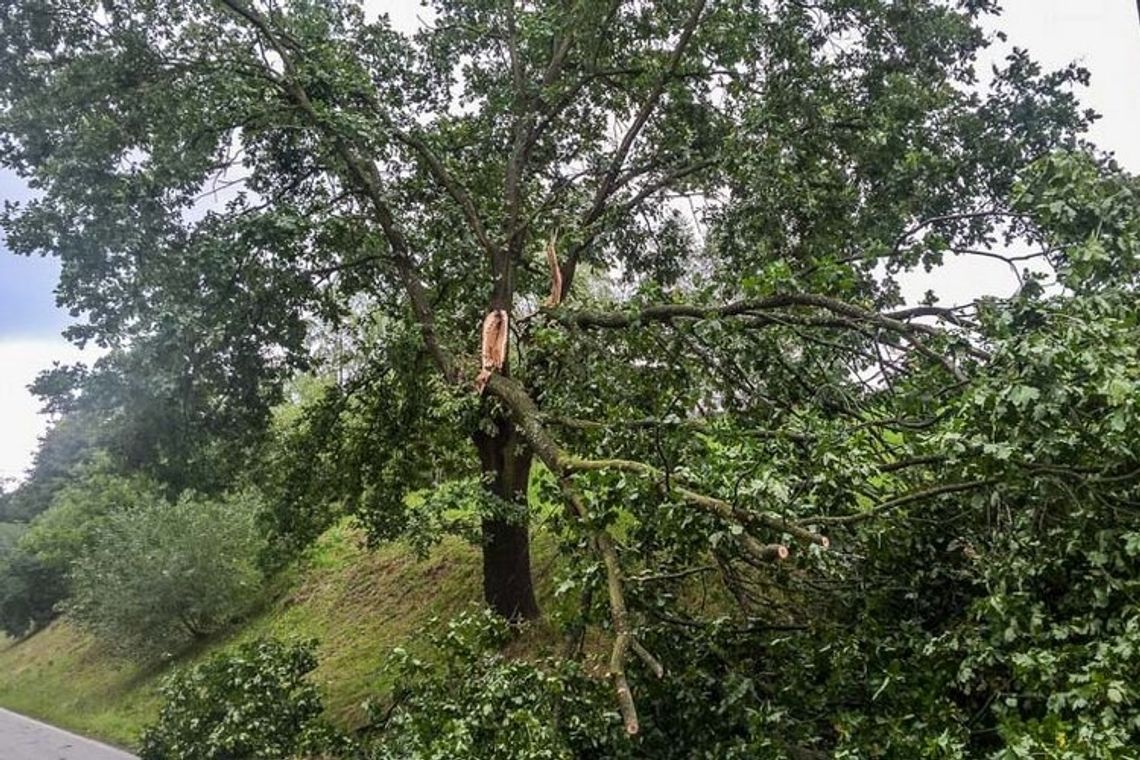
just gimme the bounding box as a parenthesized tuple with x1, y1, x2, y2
(0, 522, 561, 750)
(0, 623, 159, 748)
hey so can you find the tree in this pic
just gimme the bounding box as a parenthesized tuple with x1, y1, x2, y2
(0, 546, 67, 637)
(31, 340, 282, 496)
(67, 488, 265, 657)
(0, 0, 1128, 738)
(0, 460, 165, 636)
(0, 521, 23, 559)
(19, 460, 165, 575)
(0, 409, 103, 524)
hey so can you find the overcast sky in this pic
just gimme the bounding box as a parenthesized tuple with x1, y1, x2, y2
(1, 0, 1138, 484)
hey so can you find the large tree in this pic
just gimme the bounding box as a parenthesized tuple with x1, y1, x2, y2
(2, 0, 1135, 739)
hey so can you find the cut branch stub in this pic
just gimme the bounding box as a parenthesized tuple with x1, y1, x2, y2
(741, 538, 789, 563)
(475, 309, 509, 393)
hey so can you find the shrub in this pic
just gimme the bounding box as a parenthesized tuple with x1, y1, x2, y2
(139, 638, 351, 760)
(0, 465, 163, 637)
(0, 547, 67, 638)
(20, 465, 164, 580)
(367, 609, 628, 760)
(67, 488, 265, 657)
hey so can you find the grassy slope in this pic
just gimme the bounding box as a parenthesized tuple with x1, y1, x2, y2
(0, 522, 560, 750)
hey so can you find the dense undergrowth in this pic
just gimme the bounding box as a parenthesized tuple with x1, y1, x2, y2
(0, 524, 559, 749)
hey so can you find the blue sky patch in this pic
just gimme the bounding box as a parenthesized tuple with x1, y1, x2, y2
(0, 251, 71, 339)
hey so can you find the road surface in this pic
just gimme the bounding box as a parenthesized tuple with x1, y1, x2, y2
(0, 708, 137, 760)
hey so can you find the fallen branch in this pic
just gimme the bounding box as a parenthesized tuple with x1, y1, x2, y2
(563, 455, 828, 549)
(631, 639, 665, 678)
(559, 479, 651, 735)
(543, 231, 563, 308)
(549, 292, 990, 369)
(543, 413, 815, 443)
(807, 479, 998, 525)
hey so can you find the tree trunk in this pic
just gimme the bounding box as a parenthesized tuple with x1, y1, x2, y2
(474, 206, 538, 621)
(474, 415, 540, 622)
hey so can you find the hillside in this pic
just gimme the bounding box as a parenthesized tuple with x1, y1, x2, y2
(0, 522, 559, 750)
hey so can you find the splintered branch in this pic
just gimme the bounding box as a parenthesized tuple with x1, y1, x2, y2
(543, 231, 563, 308)
(475, 309, 509, 393)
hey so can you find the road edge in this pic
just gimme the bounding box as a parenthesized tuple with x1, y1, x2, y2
(0, 706, 138, 758)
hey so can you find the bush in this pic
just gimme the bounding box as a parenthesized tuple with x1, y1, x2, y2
(0, 465, 163, 637)
(0, 547, 67, 638)
(20, 465, 164, 580)
(139, 638, 351, 760)
(67, 488, 266, 657)
(367, 609, 628, 760)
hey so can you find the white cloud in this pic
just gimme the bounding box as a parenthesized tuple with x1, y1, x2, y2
(995, 0, 1140, 173)
(361, 0, 431, 33)
(0, 338, 101, 485)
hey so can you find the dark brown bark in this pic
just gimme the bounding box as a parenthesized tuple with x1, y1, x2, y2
(474, 416, 540, 622)
(475, 126, 538, 619)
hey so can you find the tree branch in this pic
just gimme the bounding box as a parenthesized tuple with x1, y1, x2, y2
(808, 479, 999, 525)
(562, 455, 826, 549)
(558, 477, 646, 734)
(562, 0, 709, 295)
(394, 130, 500, 259)
(589, 0, 707, 210)
(542, 414, 814, 443)
(219, 0, 456, 381)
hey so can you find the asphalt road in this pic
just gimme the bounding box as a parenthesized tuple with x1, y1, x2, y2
(0, 708, 137, 760)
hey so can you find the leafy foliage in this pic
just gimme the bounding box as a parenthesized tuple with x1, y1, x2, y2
(0, 521, 24, 559)
(67, 489, 266, 658)
(22, 462, 165, 581)
(256, 323, 479, 565)
(139, 638, 351, 760)
(368, 610, 627, 760)
(0, 546, 67, 638)
(0, 460, 168, 637)
(1, 0, 1138, 755)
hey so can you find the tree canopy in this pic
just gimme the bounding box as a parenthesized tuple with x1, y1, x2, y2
(2, 0, 1139, 753)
